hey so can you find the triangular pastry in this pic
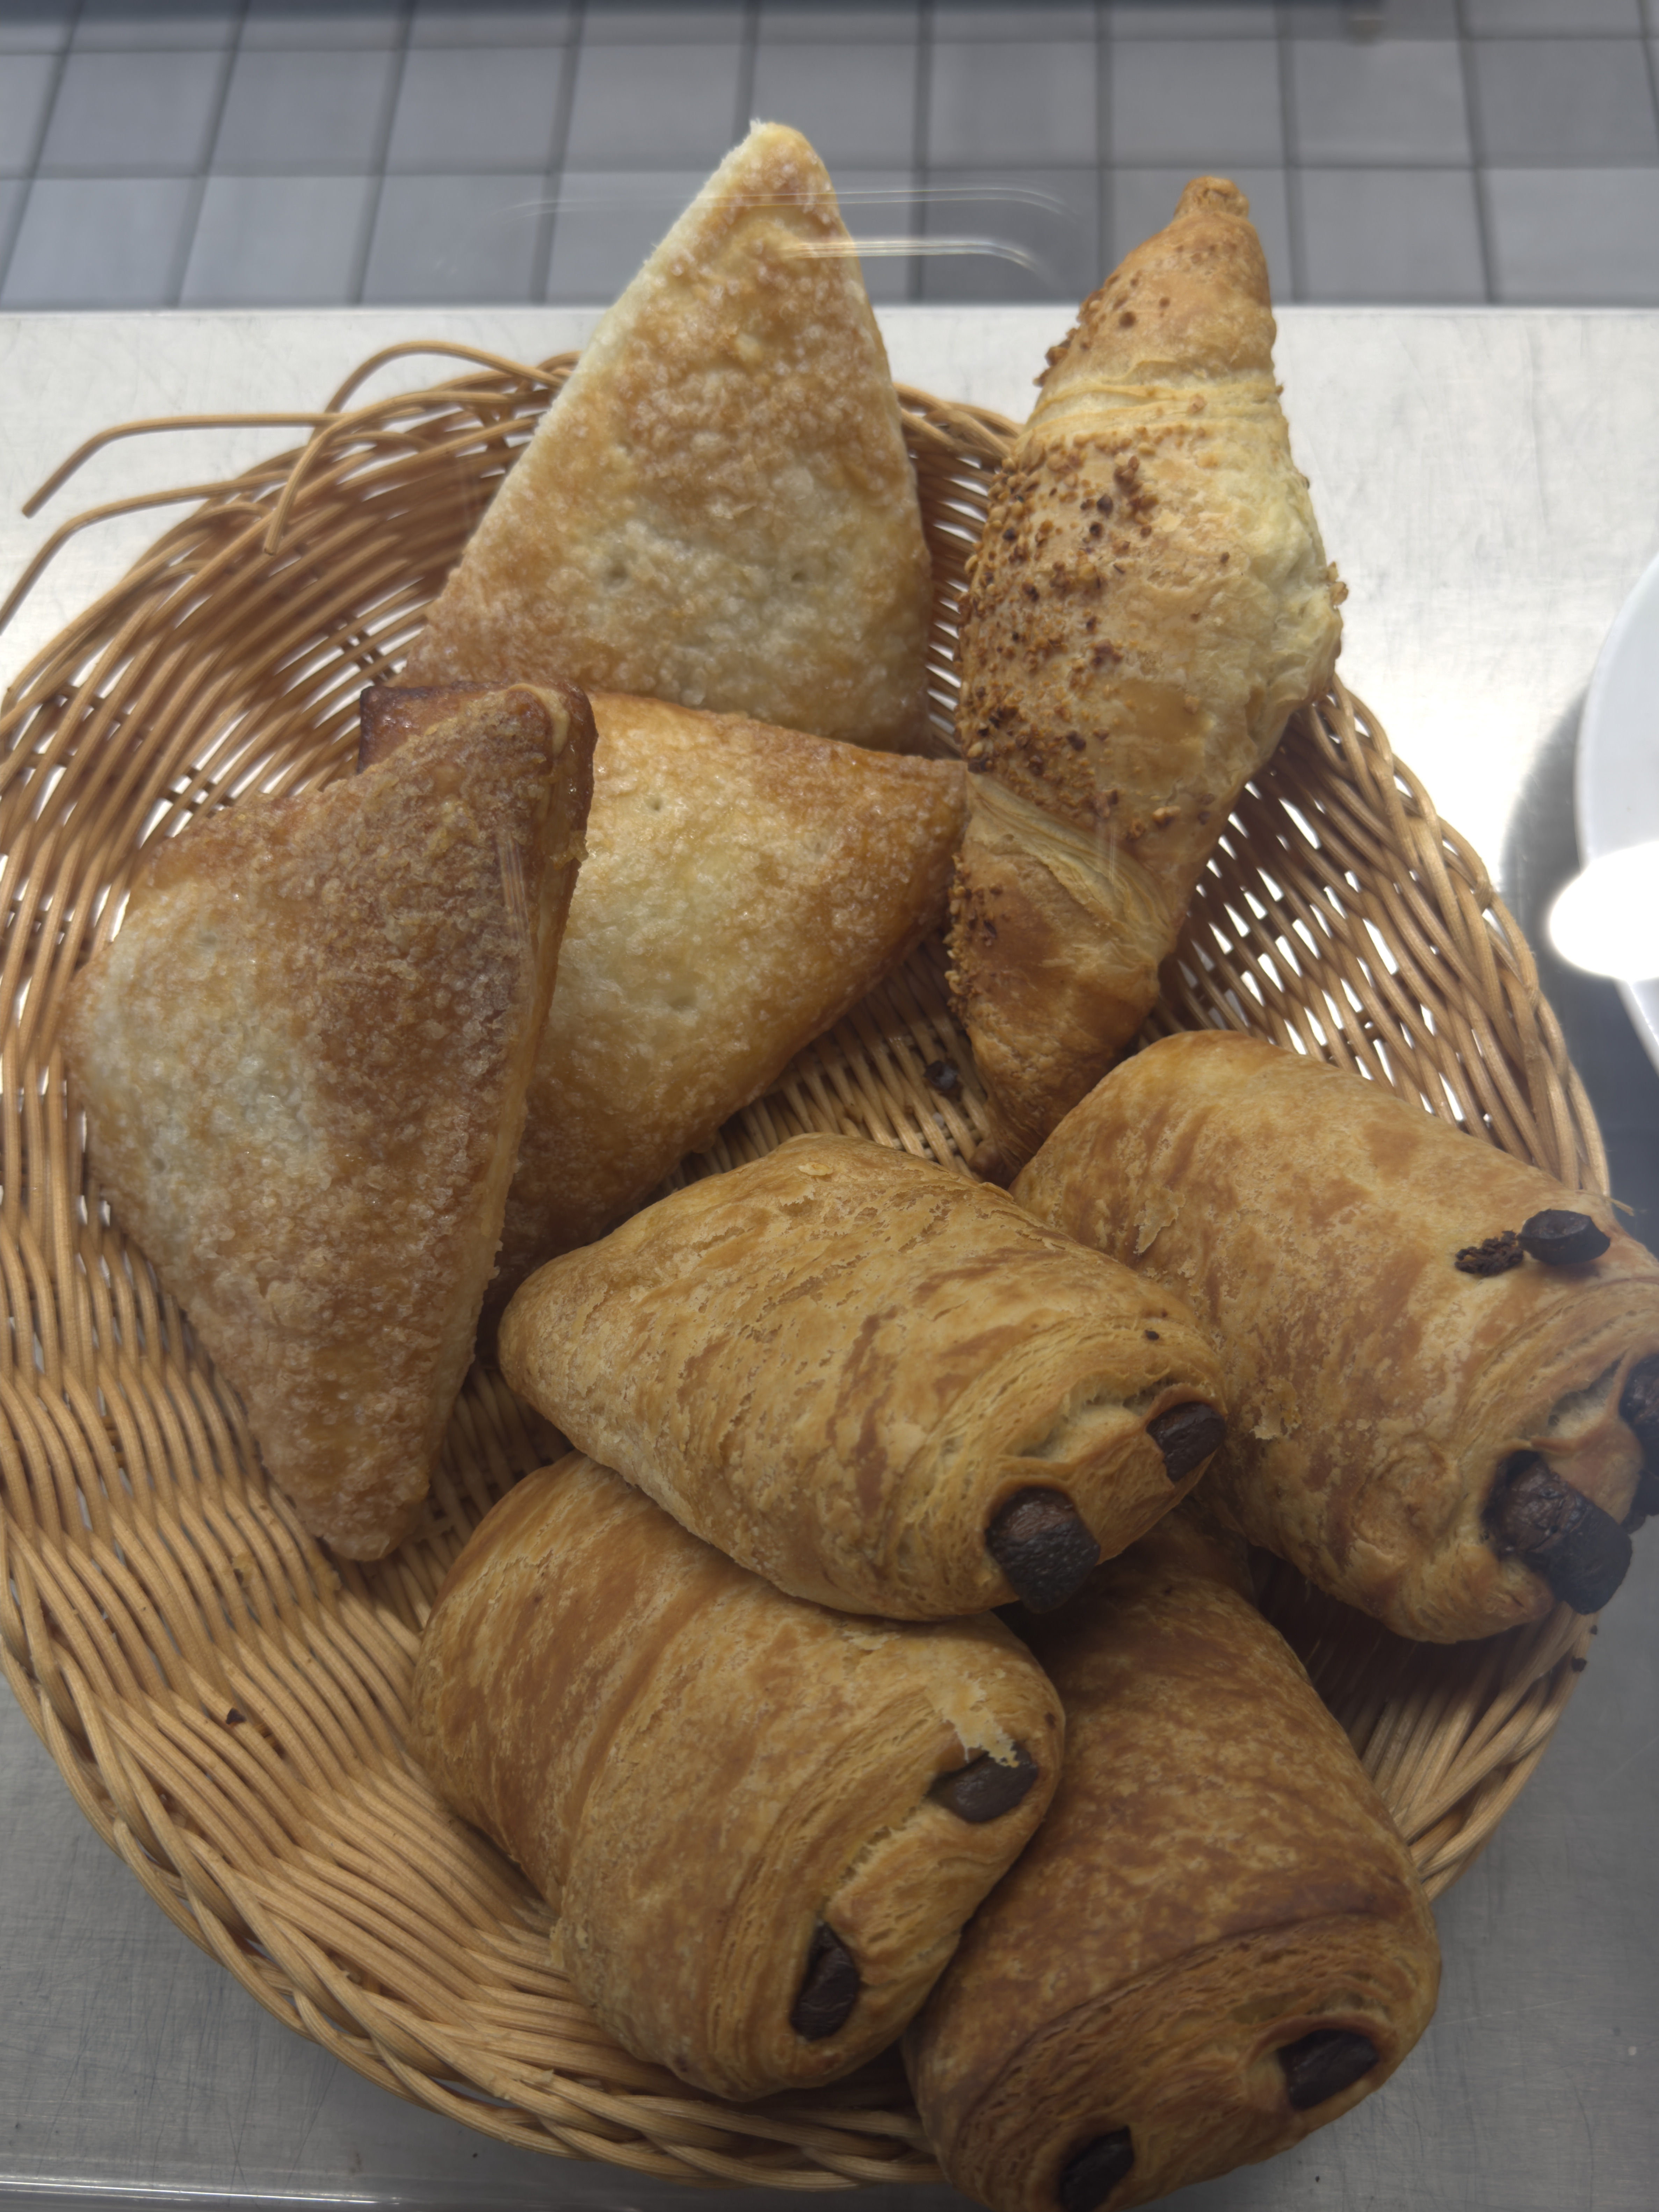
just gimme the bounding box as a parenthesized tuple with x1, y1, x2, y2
(402, 122, 934, 753)
(62, 684, 595, 1559)
(361, 686, 966, 1295)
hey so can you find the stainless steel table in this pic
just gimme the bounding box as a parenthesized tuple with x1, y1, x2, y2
(3, 307, 1658, 2212)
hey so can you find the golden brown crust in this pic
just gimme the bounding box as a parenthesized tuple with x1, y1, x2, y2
(1013, 1030, 1659, 1640)
(402, 124, 933, 753)
(411, 1455, 1063, 2099)
(949, 178, 1342, 1161)
(497, 1135, 1226, 1617)
(61, 686, 593, 1558)
(361, 685, 968, 1293)
(904, 1514, 1441, 2212)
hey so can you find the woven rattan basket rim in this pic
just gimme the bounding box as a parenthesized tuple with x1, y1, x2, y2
(0, 340, 1604, 2188)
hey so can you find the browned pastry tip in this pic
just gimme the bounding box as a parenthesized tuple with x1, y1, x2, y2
(357, 680, 497, 767)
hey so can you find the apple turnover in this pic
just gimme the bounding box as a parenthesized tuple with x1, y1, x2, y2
(63, 684, 593, 1558)
(361, 685, 967, 1295)
(403, 123, 933, 753)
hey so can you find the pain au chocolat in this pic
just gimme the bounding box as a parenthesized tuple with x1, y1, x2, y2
(498, 1135, 1227, 1619)
(904, 1504, 1440, 2212)
(410, 1454, 1062, 2099)
(61, 685, 593, 1559)
(360, 686, 966, 1301)
(949, 178, 1343, 1168)
(1014, 1029, 1659, 1641)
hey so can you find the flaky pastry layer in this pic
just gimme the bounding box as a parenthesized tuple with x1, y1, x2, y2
(362, 686, 968, 1298)
(905, 1510, 1440, 2212)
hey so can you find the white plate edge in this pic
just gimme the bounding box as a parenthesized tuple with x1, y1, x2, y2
(1574, 544, 1659, 1080)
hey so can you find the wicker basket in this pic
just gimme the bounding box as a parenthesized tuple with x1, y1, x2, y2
(0, 342, 1606, 2191)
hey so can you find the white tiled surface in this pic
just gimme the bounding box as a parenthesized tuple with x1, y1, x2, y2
(0, 0, 1658, 307)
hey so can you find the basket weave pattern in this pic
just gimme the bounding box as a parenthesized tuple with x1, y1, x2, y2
(0, 345, 1604, 2185)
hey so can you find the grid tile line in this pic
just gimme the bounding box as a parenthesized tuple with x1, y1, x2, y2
(1455, 0, 1499, 304)
(532, 0, 584, 296)
(0, 0, 82, 292)
(168, 0, 247, 301)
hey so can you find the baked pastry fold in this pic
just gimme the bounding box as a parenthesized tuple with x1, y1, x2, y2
(403, 123, 933, 754)
(949, 176, 1342, 1164)
(904, 1506, 1441, 2212)
(498, 1134, 1227, 1619)
(361, 685, 967, 1295)
(1013, 1029, 1659, 1640)
(62, 684, 593, 1558)
(410, 1454, 1062, 2099)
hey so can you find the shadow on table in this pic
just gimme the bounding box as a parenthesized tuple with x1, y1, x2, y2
(1502, 696, 1659, 1253)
